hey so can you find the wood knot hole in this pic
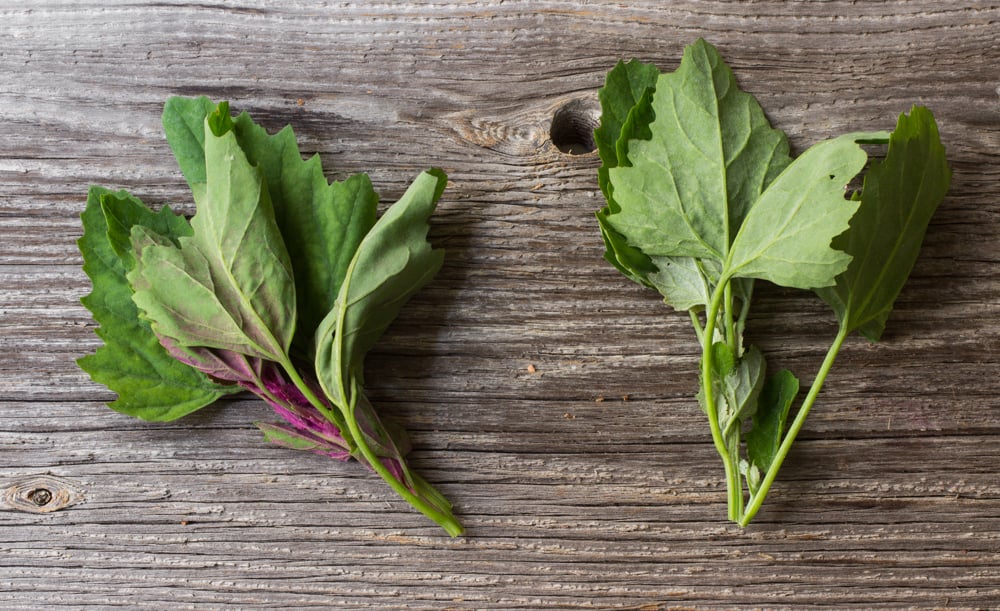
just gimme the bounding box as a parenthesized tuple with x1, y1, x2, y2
(3, 475, 85, 513)
(27, 488, 52, 507)
(550, 99, 598, 155)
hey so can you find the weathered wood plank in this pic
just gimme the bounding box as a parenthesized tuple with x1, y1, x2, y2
(2, 1, 1000, 608)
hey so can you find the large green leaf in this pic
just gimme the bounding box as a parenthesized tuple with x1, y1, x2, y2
(725, 132, 888, 289)
(129, 118, 296, 362)
(77, 187, 236, 421)
(816, 107, 950, 340)
(162, 96, 379, 355)
(605, 38, 791, 261)
(594, 51, 773, 312)
(315, 169, 446, 407)
(230, 115, 378, 353)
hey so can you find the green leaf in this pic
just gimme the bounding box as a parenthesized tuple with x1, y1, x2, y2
(600, 80, 714, 310)
(605, 38, 791, 261)
(315, 169, 446, 407)
(77, 186, 236, 421)
(595, 59, 660, 199)
(721, 345, 766, 429)
(129, 120, 296, 362)
(746, 369, 799, 476)
(256, 421, 351, 456)
(595, 62, 662, 290)
(229, 113, 379, 355)
(646, 256, 712, 311)
(698, 341, 735, 416)
(725, 132, 888, 289)
(162, 96, 216, 190)
(162, 95, 380, 355)
(816, 106, 951, 341)
(101, 192, 189, 267)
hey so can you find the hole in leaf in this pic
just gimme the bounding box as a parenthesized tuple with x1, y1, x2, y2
(550, 100, 598, 155)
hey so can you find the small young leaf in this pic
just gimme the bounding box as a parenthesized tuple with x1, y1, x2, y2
(816, 106, 951, 341)
(725, 132, 888, 289)
(721, 345, 766, 428)
(77, 186, 236, 421)
(746, 369, 799, 476)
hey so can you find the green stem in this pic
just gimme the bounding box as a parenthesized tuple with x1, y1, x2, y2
(739, 324, 850, 527)
(700, 276, 742, 521)
(343, 379, 465, 537)
(723, 283, 737, 354)
(689, 310, 705, 345)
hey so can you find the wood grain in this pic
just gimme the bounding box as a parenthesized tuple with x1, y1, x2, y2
(2, 1, 999, 608)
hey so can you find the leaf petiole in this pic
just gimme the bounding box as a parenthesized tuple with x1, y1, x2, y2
(342, 378, 465, 537)
(699, 274, 743, 520)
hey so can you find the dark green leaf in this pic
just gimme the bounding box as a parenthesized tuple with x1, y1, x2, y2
(229, 113, 378, 354)
(816, 106, 951, 341)
(746, 369, 799, 476)
(594, 59, 660, 199)
(77, 186, 236, 421)
(162, 96, 216, 190)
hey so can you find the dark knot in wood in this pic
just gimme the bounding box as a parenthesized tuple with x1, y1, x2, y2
(2, 475, 85, 513)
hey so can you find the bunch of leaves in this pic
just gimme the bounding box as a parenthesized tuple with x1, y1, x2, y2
(595, 39, 950, 526)
(79, 97, 463, 536)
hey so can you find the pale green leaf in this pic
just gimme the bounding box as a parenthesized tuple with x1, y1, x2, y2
(315, 170, 446, 408)
(726, 132, 888, 289)
(129, 119, 296, 362)
(721, 345, 766, 429)
(595, 59, 660, 199)
(605, 38, 791, 261)
(162, 95, 379, 355)
(646, 255, 711, 310)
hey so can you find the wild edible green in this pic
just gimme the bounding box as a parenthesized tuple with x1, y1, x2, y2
(79, 98, 463, 536)
(596, 39, 950, 526)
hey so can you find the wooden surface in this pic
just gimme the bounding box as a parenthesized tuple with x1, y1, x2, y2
(2, 1, 999, 608)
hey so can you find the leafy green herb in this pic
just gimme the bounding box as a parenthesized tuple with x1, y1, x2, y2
(596, 39, 950, 526)
(79, 97, 463, 536)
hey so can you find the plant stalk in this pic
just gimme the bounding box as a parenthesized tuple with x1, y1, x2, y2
(343, 379, 465, 537)
(700, 277, 742, 521)
(739, 324, 849, 526)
